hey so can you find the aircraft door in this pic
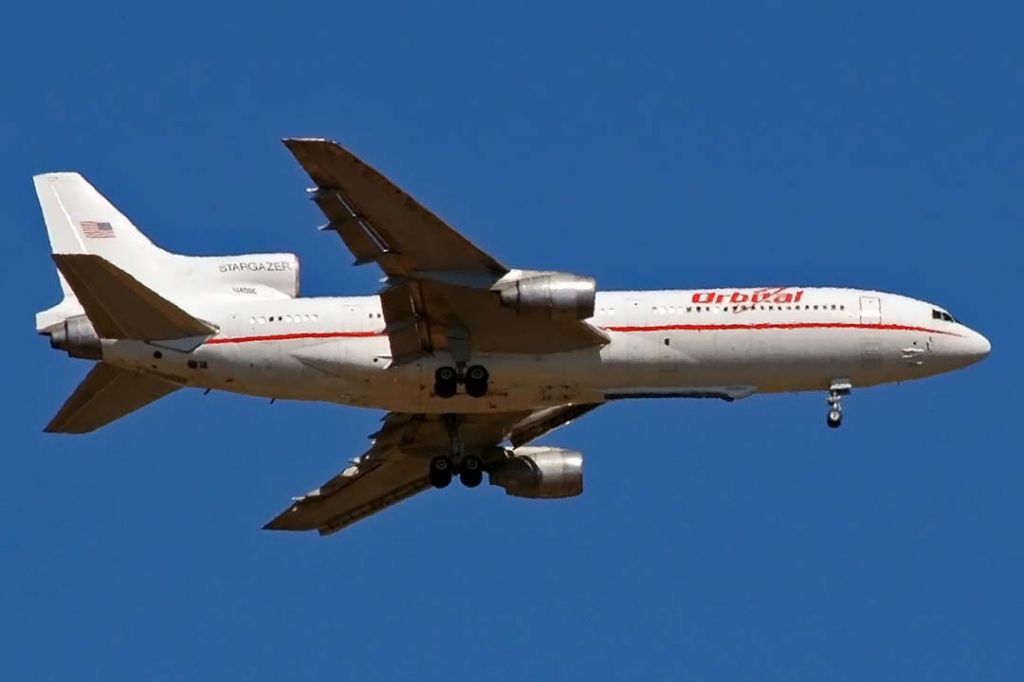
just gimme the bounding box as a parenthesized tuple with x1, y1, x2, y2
(859, 296, 881, 324)
(859, 296, 883, 365)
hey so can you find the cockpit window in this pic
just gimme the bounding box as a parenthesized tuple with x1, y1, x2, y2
(932, 309, 957, 323)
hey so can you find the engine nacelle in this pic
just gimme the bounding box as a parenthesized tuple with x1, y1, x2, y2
(49, 314, 102, 359)
(497, 272, 596, 320)
(488, 446, 584, 499)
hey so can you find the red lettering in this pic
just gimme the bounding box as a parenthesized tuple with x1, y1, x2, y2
(692, 292, 715, 304)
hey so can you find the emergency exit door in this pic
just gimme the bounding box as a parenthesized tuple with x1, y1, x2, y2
(859, 296, 881, 324)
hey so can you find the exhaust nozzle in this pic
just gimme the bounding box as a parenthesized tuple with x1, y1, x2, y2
(48, 315, 102, 359)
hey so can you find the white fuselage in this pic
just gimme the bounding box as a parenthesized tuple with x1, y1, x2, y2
(101, 286, 991, 413)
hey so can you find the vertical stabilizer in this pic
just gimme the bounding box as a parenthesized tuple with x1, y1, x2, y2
(34, 172, 175, 332)
(34, 172, 172, 262)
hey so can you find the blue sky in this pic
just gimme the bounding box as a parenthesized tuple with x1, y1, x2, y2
(2, 1, 1021, 679)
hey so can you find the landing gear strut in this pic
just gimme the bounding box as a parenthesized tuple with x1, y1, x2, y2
(433, 364, 489, 398)
(826, 379, 852, 429)
(428, 416, 486, 489)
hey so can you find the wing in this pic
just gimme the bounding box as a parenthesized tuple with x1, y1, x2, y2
(265, 404, 601, 536)
(283, 138, 506, 279)
(284, 138, 608, 363)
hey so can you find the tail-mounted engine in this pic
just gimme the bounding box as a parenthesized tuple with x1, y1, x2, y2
(497, 272, 596, 320)
(488, 446, 584, 499)
(48, 314, 101, 359)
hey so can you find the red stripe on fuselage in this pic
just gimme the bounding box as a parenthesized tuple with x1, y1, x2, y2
(604, 322, 962, 336)
(204, 330, 384, 345)
(202, 321, 961, 346)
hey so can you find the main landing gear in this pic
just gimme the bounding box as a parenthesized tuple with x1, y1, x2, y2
(434, 365, 489, 398)
(826, 379, 852, 429)
(428, 415, 485, 489)
(428, 455, 484, 488)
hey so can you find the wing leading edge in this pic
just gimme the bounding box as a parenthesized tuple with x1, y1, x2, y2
(283, 138, 608, 362)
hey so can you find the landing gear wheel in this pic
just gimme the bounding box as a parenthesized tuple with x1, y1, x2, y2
(826, 409, 843, 429)
(434, 366, 458, 398)
(825, 379, 851, 430)
(459, 456, 483, 487)
(428, 456, 453, 488)
(464, 365, 489, 398)
(460, 468, 483, 488)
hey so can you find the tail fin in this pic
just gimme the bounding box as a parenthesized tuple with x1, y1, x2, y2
(34, 172, 302, 334)
(45, 362, 180, 433)
(52, 254, 215, 341)
(34, 172, 175, 332)
(34, 172, 173, 266)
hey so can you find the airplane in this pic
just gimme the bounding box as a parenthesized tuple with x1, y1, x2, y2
(34, 139, 991, 536)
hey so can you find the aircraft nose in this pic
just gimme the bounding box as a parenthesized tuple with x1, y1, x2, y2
(956, 328, 991, 365)
(971, 330, 991, 359)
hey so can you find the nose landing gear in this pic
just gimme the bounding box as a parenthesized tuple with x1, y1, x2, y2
(826, 379, 852, 429)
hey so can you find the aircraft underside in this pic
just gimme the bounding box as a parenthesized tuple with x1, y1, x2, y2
(34, 138, 989, 535)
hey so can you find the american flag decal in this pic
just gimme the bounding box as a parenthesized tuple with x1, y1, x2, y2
(80, 221, 115, 239)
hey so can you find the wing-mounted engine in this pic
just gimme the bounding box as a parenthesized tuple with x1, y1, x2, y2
(488, 446, 584, 499)
(496, 271, 596, 320)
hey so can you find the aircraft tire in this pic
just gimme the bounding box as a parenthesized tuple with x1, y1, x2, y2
(464, 366, 489, 397)
(429, 456, 453, 488)
(434, 367, 458, 398)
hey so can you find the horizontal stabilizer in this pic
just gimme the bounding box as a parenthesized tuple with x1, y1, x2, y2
(46, 362, 180, 434)
(52, 254, 215, 340)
